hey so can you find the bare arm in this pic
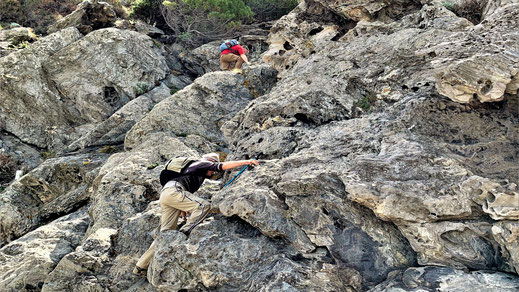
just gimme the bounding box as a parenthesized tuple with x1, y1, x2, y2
(221, 159, 259, 170)
(240, 54, 250, 65)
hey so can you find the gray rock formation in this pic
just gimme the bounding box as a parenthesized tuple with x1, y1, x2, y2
(0, 0, 518, 291)
(0, 209, 89, 291)
(0, 27, 168, 151)
(369, 266, 519, 292)
(0, 27, 38, 57)
(0, 153, 107, 246)
(47, 0, 117, 35)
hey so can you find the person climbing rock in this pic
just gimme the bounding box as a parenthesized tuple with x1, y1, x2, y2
(219, 39, 251, 72)
(133, 153, 259, 277)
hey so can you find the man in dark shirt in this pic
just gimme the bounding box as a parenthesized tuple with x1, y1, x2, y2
(134, 153, 259, 277)
(220, 42, 251, 71)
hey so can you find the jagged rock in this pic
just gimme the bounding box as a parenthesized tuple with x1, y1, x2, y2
(0, 27, 168, 151)
(48, 0, 117, 35)
(369, 266, 519, 291)
(178, 41, 221, 75)
(212, 160, 416, 288)
(0, 153, 106, 247)
(41, 227, 118, 291)
(0, 209, 89, 291)
(125, 70, 275, 150)
(0, 133, 41, 177)
(1, 0, 519, 290)
(0, 27, 38, 57)
(149, 217, 360, 291)
(493, 221, 519, 274)
(433, 3, 519, 103)
(134, 20, 164, 38)
(399, 221, 511, 271)
(67, 83, 171, 151)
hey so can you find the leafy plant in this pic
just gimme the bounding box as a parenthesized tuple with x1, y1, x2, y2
(358, 93, 377, 113)
(245, 0, 298, 22)
(130, 0, 163, 24)
(161, 0, 253, 45)
(147, 163, 159, 169)
(0, 154, 16, 182)
(442, 1, 455, 11)
(98, 145, 118, 154)
(40, 151, 56, 160)
(136, 82, 150, 95)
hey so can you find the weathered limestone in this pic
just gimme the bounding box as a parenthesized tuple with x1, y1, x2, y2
(0, 209, 89, 291)
(369, 266, 519, 292)
(0, 27, 169, 150)
(0, 154, 106, 247)
(1, 0, 518, 291)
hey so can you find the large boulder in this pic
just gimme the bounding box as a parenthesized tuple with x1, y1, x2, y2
(149, 217, 361, 291)
(0, 27, 169, 151)
(369, 266, 519, 291)
(0, 153, 107, 247)
(125, 68, 278, 150)
(0, 209, 89, 291)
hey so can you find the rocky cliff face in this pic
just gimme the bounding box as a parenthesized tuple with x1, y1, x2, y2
(0, 0, 518, 291)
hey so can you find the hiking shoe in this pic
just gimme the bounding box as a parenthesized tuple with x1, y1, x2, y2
(232, 68, 243, 74)
(133, 266, 147, 277)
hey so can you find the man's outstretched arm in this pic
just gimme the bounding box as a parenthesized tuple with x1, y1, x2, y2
(221, 159, 259, 170)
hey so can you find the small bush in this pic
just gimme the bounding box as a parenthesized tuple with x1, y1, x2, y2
(442, 1, 455, 11)
(98, 145, 118, 154)
(245, 0, 298, 22)
(0, 153, 16, 182)
(136, 82, 150, 95)
(130, 0, 163, 24)
(40, 151, 56, 160)
(161, 0, 253, 46)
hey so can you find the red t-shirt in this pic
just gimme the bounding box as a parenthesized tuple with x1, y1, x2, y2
(221, 44, 246, 56)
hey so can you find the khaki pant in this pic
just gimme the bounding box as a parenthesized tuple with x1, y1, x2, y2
(220, 53, 243, 70)
(135, 185, 210, 269)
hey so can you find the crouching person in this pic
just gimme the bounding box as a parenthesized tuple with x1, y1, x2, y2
(133, 153, 259, 277)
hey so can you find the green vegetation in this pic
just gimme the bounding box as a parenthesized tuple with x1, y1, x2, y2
(358, 93, 377, 113)
(130, 0, 163, 24)
(161, 0, 253, 45)
(0, 154, 16, 182)
(442, 1, 455, 11)
(136, 82, 150, 95)
(40, 151, 56, 160)
(98, 145, 118, 154)
(170, 87, 179, 95)
(147, 163, 159, 169)
(245, 0, 298, 22)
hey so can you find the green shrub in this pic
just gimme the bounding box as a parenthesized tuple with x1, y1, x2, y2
(0, 153, 16, 182)
(442, 1, 455, 11)
(40, 151, 56, 160)
(245, 0, 298, 22)
(130, 0, 163, 24)
(98, 145, 118, 154)
(136, 82, 150, 95)
(161, 0, 253, 45)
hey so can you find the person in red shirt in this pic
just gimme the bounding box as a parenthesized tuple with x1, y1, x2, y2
(220, 41, 251, 71)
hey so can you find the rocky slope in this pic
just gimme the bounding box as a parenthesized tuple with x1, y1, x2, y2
(0, 0, 518, 291)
